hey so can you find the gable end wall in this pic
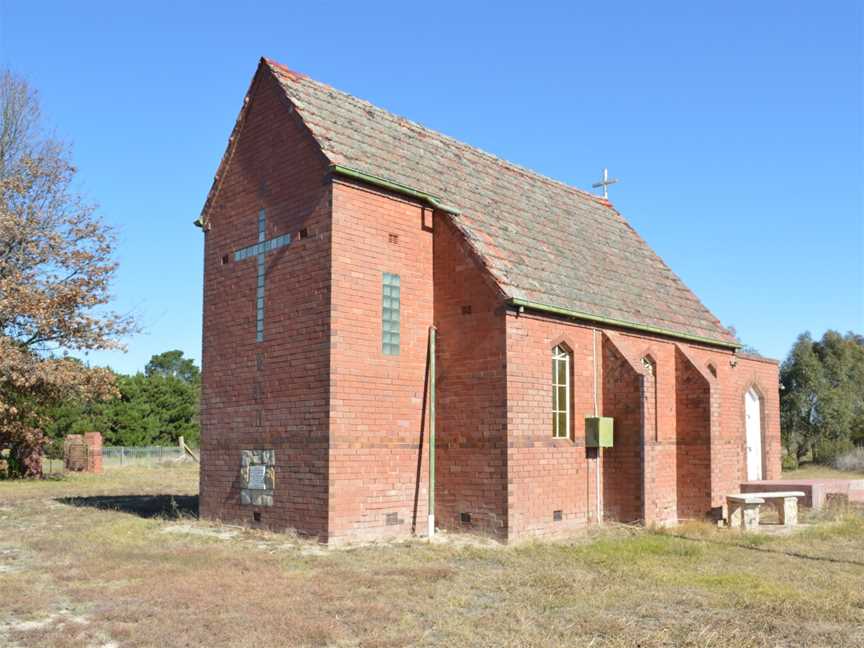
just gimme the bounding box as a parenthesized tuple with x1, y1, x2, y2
(200, 69, 332, 539)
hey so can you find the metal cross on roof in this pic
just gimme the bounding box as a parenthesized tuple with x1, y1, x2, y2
(591, 168, 619, 199)
(233, 209, 292, 342)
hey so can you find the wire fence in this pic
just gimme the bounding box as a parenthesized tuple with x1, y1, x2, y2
(42, 445, 190, 475)
(102, 446, 186, 467)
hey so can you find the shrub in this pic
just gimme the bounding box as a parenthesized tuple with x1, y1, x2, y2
(7, 428, 50, 478)
(43, 438, 65, 460)
(815, 438, 855, 464)
(781, 453, 799, 471)
(833, 447, 864, 473)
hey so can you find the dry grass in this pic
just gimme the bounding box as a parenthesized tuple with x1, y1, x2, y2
(1, 466, 863, 647)
(783, 463, 864, 479)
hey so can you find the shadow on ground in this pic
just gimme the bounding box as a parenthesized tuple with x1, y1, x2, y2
(57, 494, 199, 519)
(669, 532, 864, 568)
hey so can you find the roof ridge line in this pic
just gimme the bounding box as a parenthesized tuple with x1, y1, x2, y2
(263, 57, 613, 209)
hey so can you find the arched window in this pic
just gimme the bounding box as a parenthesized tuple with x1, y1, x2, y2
(642, 355, 658, 441)
(552, 345, 571, 438)
(641, 356, 655, 375)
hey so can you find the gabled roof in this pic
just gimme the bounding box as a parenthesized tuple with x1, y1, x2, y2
(206, 57, 739, 348)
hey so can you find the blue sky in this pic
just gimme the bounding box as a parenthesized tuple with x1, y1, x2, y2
(1, 1, 861, 373)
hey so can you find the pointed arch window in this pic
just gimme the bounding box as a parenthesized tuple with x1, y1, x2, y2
(642, 356, 655, 375)
(552, 345, 571, 439)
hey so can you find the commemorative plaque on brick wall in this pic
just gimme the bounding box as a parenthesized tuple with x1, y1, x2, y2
(240, 449, 275, 506)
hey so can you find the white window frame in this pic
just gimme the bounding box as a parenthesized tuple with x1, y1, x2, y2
(552, 345, 571, 439)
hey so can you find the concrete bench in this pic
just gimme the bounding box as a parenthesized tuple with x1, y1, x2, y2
(727, 491, 806, 530)
(742, 479, 864, 509)
(750, 491, 806, 526)
(727, 494, 765, 530)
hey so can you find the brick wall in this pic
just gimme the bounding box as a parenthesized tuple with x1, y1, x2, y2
(605, 333, 681, 526)
(735, 354, 782, 484)
(433, 217, 508, 537)
(500, 315, 781, 539)
(505, 313, 600, 539)
(608, 334, 781, 522)
(84, 432, 103, 474)
(674, 347, 711, 519)
(327, 181, 433, 544)
(63, 433, 103, 474)
(200, 66, 332, 539)
(682, 347, 782, 509)
(601, 335, 643, 523)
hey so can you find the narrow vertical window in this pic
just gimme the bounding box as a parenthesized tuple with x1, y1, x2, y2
(552, 345, 571, 438)
(256, 254, 265, 343)
(255, 208, 266, 343)
(382, 273, 400, 355)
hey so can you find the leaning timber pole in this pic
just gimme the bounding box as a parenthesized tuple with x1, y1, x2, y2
(428, 326, 437, 540)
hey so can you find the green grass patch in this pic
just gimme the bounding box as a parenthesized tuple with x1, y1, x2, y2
(570, 532, 705, 568)
(799, 512, 864, 541)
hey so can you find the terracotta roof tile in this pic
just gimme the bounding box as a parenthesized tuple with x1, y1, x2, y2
(264, 58, 737, 347)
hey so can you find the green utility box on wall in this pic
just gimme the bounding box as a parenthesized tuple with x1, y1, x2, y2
(585, 416, 614, 448)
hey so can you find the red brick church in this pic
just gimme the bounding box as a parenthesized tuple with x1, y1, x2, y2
(197, 58, 781, 544)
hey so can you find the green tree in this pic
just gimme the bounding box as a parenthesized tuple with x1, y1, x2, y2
(136, 371, 199, 445)
(780, 333, 825, 463)
(44, 352, 201, 448)
(781, 330, 864, 465)
(145, 350, 200, 384)
(813, 331, 864, 456)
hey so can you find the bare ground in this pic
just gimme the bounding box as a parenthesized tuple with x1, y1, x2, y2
(1, 465, 863, 648)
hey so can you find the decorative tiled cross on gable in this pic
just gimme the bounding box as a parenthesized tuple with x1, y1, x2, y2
(233, 208, 291, 342)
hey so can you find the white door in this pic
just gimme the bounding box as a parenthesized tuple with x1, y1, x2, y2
(745, 389, 763, 481)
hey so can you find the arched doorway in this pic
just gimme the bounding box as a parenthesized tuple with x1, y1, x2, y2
(745, 388, 763, 480)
